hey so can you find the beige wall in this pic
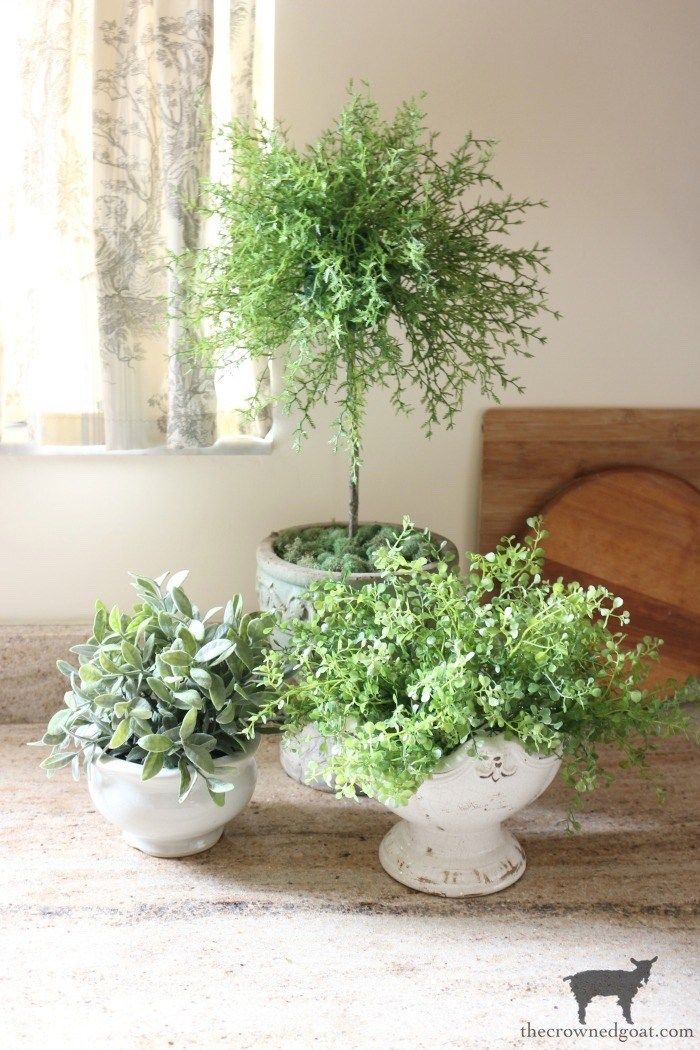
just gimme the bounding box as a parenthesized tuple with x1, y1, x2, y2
(0, 0, 697, 623)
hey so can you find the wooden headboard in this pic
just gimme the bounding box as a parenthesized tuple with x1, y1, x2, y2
(478, 408, 700, 552)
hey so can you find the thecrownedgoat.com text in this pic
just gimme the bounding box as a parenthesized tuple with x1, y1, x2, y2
(521, 1022, 694, 1042)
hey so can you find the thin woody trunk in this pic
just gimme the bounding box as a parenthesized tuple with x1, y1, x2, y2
(348, 461, 359, 539)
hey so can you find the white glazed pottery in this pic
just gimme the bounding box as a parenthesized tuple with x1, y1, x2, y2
(87, 739, 259, 857)
(279, 724, 337, 792)
(379, 735, 560, 897)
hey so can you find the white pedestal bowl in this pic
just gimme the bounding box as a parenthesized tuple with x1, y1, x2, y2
(379, 735, 560, 897)
(87, 741, 259, 857)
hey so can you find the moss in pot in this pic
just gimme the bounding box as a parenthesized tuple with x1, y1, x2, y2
(249, 519, 689, 897)
(33, 571, 278, 857)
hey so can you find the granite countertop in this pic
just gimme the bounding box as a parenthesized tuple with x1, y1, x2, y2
(1, 726, 698, 1049)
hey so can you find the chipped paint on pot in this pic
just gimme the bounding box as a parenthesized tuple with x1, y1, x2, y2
(379, 735, 560, 897)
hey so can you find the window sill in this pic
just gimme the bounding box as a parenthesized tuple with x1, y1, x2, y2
(0, 434, 274, 457)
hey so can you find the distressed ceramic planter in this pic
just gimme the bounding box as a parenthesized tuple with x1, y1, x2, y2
(87, 740, 259, 857)
(379, 735, 560, 897)
(279, 723, 339, 792)
(256, 522, 458, 790)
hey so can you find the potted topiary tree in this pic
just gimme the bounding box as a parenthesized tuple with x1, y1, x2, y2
(34, 571, 277, 857)
(249, 520, 689, 896)
(179, 88, 558, 614)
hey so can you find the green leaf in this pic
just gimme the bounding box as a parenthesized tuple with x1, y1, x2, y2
(190, 667, 212, 689)
(160, 650, 191, 668)
(184, 744, 215, 775)
(233, 638, 257, 670)
(173, 689, 203, 708)
(171, 587, 193, 618)
(141, 750, 164, 780)
(180, 707, 198, 741)
(208, 673, 227, 710)
(178, 758, 196, 803)
(121, 640, 142, 668)
(147, 677, 173, 703)
(108, 605, 122, 633)
(195, 638, 235, 664)
(56, 659, 76, 678)
(108, 718, 131, 750)
(207, 784, 226, 807)
(41, 752, 78, 770)
(138, 734, 173, 754)
(80, 664, 103, 685)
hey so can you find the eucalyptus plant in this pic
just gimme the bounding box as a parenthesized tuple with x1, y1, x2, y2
(35, 572, 277, 805)
(250, 520, 687, 826)
(180, 88, 558, 537)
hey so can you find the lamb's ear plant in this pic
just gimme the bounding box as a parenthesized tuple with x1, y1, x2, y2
(250, 519, 688, 828)
(34, 572, 277, 806)
(179, 86, 559, 538)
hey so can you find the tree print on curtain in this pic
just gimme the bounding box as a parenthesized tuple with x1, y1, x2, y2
(93, 0, 216, 448)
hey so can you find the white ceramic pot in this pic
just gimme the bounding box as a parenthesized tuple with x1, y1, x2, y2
(279, 724, 337, 792)
(87, 740, 259, 857)
(379, 735, 560, 897)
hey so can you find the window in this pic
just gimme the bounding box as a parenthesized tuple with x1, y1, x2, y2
(0, 0, 274, 452)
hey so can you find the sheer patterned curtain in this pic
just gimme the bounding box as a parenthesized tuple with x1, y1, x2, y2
(0, 0, 270, 450)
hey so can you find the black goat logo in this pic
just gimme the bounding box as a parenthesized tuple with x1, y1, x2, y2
(563, 957, 658, 1024)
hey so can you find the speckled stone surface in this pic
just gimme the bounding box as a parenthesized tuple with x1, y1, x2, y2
(1, 727, 698, 1049)
(0, 626, 88, 723)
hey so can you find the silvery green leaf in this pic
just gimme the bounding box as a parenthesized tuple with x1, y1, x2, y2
(217, 701, 238, 725)
(167, 570, 190, 593)
(189, 620, 205, 641)
(202, 607, 222, 623)
(56, 659, 76, 678)
(195, 638, 235, 664)
(154, 571, 169, 588)
(233, 638, 257, 670)
(99, 651, 121, 674)
(188, 733, 216, 749)
(141, 750, 164, 780)
(207, 784, 226, 807)
(131, 717, 152, 737)
(180, 707, 197, 741)
(41, 752, 78, 770)
(206, 777, 235, 793)
(108, 605, 122, 633)
(171, 587, 193, 618)
(183, 745, 215, 775)
(178, 758, 196, 802)
(160, 650, 191, 668)
(121, 640, 142, 668)
(71, 755, 81, 781)
(69, 645, 97, 659)
(47, 709, 68, 735)
(190, 667, 212, 689)
(147, 677, 172, 703)
(131, 701, 152, 720)
(173, 689, 203, 708)
(209, 673, 226, 710)
(224, 596, 243, 626)
(93, 608, 107, 642)
(177, 628, 197, 656)
(80, 664, 103, 685)
(108, 718, 131, 749)
(128, 574, 161, 600)
(138, 734, 173, 754)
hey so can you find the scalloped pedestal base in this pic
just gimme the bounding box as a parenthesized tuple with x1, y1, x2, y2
(379, 821, 526, 897)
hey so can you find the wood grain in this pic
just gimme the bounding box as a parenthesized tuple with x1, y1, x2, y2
(479, 408, 700, 552)
(540, 468, 700, 685)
